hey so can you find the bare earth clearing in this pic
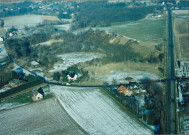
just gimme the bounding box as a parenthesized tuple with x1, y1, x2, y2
(0, 98, 85, 135)
(80, 61, 160, 85)
(50, 85, 153, 135)
(49, 52, 103, 72)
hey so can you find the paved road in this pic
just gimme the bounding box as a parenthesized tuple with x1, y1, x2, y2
(166, 6, 176, 134)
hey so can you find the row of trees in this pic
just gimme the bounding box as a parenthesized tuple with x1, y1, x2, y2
(0, 19, 4, 27)
(106, 86, 161, 127)
(72, 2, 158, 29)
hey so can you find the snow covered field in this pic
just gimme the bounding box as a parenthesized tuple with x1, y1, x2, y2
(50, 52, 103, 72)
(0, 98, 85, 135)
(50, 85, 153, 135)
(173, 10, 189, 15)
(97, 70, 159, 84)
(2, 15, 60, 29)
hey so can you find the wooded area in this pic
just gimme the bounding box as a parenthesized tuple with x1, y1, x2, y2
(5, 29, 163, 72)
(72, 2, 157, 29)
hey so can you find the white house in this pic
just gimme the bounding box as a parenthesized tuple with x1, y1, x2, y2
(67, 74, 78, 81)
(9, 33, 13, 37)
(30, 61, 40, 68)
(32, 92, 43, 101)
(0, 37, 3, 42)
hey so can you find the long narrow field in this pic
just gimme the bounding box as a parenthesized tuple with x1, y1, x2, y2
(1, 14, 60, 29)
(50, 85, 153, 135)
(0, 98, 85, 135)
(174, 18, 189, 61)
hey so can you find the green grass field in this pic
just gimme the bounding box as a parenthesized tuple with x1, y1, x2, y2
(97, 18, 166, 42)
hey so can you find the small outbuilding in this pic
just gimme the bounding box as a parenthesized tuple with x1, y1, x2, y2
(32, 91, 43, 101)
(30, 61, 40, 68)
(0, 37, 4, 42)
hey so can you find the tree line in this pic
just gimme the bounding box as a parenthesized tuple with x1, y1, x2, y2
(72, 2, 158, 30)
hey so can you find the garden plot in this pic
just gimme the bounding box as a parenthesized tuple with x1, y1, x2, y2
(0, 98, 85, 135)
(49, 52, 103, 72)
(50, 85, 153, 135)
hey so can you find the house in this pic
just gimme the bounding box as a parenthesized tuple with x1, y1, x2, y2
(32, 91, 43, 101)
(9, 33, 13, 37)
(118, 85, 133, 96)
(67, 73, 78, 81)
(9, 31, 17, 37)
(30, 61, 40, 68)
(0, 37, 4, 42)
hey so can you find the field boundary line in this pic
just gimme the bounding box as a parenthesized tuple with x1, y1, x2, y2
(54, 96, 89, 135)
(100, 87, 154, 132)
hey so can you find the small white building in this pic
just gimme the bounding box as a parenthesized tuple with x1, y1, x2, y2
(9, 33, 13, 37)
(67, 74, 78, 81)
(32, 92, 43, 101)
(30, 61, 40, 68)
(0, 37, 3, 42)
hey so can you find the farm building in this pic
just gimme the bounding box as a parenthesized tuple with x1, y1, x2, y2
(0, 37, 4, 42)
(32, 91, 43, 101)
(118, 85, 133, 96)
(67, 73, 78, 81)
(30, 61, 40, 68)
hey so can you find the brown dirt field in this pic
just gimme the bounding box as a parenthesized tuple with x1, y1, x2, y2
(179, 36, 189, 61)
(175, 19, 189, 34)
(131, 41, 162, 60)
(79, 61, 162, 85)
